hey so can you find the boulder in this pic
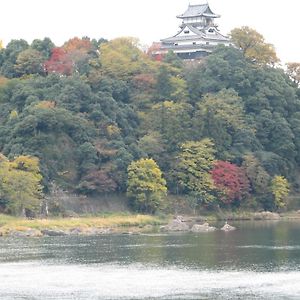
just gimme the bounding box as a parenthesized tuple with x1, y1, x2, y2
(220, 223, 236, 231)
(190, 223, 216, 233)
(86, 227, 111, 235)
(163, 217, 190, 232)
(41, 229, 68, 236)
(9, 229, 42, 237)
(69, 227, 84, 235)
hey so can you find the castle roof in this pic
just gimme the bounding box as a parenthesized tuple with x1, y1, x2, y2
(177, 4, 220, 19)
(161, 24, 229, 44)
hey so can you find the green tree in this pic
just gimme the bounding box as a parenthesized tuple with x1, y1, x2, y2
(143, 100, 192, 152)
(0, 39, 29, 78)
(15, 48, 45, 76)
(175, 139, 216, 204)
(31, 37, 55, 59)
(242, 154, 270, 195)
(127, 158, 167, 213)
(193, 89, 253, 157)
(271, 175, 289, 209)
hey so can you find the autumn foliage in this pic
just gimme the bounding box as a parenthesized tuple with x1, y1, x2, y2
(44, 37, 92, 75)
(44, 47, 73, 75)
(211, 161, 249, 204)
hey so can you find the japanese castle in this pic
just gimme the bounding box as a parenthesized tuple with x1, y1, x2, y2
(156, 3, 230, 59)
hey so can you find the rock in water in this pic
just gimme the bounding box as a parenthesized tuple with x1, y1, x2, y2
(221, 223, 236, 231)
(191, 223, 216, 233)
(163, 217, 189, 232)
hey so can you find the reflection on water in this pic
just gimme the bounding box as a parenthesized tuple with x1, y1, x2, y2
(1, 220, 300, 299)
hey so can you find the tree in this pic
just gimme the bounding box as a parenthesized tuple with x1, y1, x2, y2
(31, 37, 55, 59)
(175, 139, 216, 204)
(44, 37, 93, 76)
(62, 37, 93, 74)
(211, 160, 249, 205)
(242, 154, 270, 195)
(138, 131, 165, 159)
(44, 47, 73, 75)
(286, 62, 300, 85)
(230, 26, 279, 65)
(0, 39, 29, 77)
(144, 101, 193, 151)
(127, 158, 167, 213)
(77, 168, 117, 194)
(0, 154, 43, 216)
(193, 89, 253, 157)
(99, 37, 155, 79)
(271, 175, 289, 209)
(15, 48, 45, 76)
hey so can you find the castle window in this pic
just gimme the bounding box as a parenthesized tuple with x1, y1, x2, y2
(206, 42, 210, 45)
(174, 43, 178, 46)
(184, 30, 190, 34)
(208, 28, 214, 33)
(193, 42, 196, 45)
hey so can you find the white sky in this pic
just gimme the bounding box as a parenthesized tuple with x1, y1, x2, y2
(1, 0, 299, 63)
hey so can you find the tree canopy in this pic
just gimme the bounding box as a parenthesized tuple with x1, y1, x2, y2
(0, 30, 299, 215)
(230, 26, 279, 65)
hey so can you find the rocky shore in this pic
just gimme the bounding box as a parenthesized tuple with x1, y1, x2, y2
(1, 211, 299, 238)
(161, 216, 235, 233)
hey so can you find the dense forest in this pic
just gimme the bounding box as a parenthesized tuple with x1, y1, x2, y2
(0, 27, 299, 216)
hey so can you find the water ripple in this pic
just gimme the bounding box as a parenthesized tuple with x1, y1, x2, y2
(1, 262, 300, 299)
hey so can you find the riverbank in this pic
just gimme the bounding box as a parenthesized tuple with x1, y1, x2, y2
(1, 211, 300, 237)
(0, 214, 167, 237)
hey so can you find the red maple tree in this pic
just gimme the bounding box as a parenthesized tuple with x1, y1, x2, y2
(211, 160, 250, 204)
(44, 37, 92, 75)
(44, 47, 73, 75)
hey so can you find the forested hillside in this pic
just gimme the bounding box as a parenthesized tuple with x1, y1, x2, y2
(0, 29, 299, 215)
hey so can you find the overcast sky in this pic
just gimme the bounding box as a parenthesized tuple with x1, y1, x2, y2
(1, 0, 299, 63)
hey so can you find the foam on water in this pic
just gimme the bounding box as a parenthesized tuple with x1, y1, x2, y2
(238, 245, 300, 250)
(1, 262, 300, 299)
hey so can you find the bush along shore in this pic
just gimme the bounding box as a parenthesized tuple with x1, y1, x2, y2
(1, 211, 300, 237)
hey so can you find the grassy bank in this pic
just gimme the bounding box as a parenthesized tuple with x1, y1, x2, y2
(0, 213, 167, 235)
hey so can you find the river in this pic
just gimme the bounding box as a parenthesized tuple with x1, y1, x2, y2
(1, 220, 300, 299)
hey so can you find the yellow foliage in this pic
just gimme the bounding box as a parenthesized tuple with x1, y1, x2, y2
(271, 176, 289, 208)
(106, 124, 121, 137)
(9, 110, 18, 119)
(127, 158, 167, 213)
(0, 154, 43, 215)
(100, 37, 156, 79)
(177, 139, 216, 203)
(11, 155, 41, 175)
(230, 26, 279, 65)
(34, 101, 56, 109)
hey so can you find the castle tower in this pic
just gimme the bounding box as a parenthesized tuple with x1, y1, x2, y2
(157, 3, 230, 59)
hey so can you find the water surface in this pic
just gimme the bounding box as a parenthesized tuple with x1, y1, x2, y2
(1, 220, 300, 299)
